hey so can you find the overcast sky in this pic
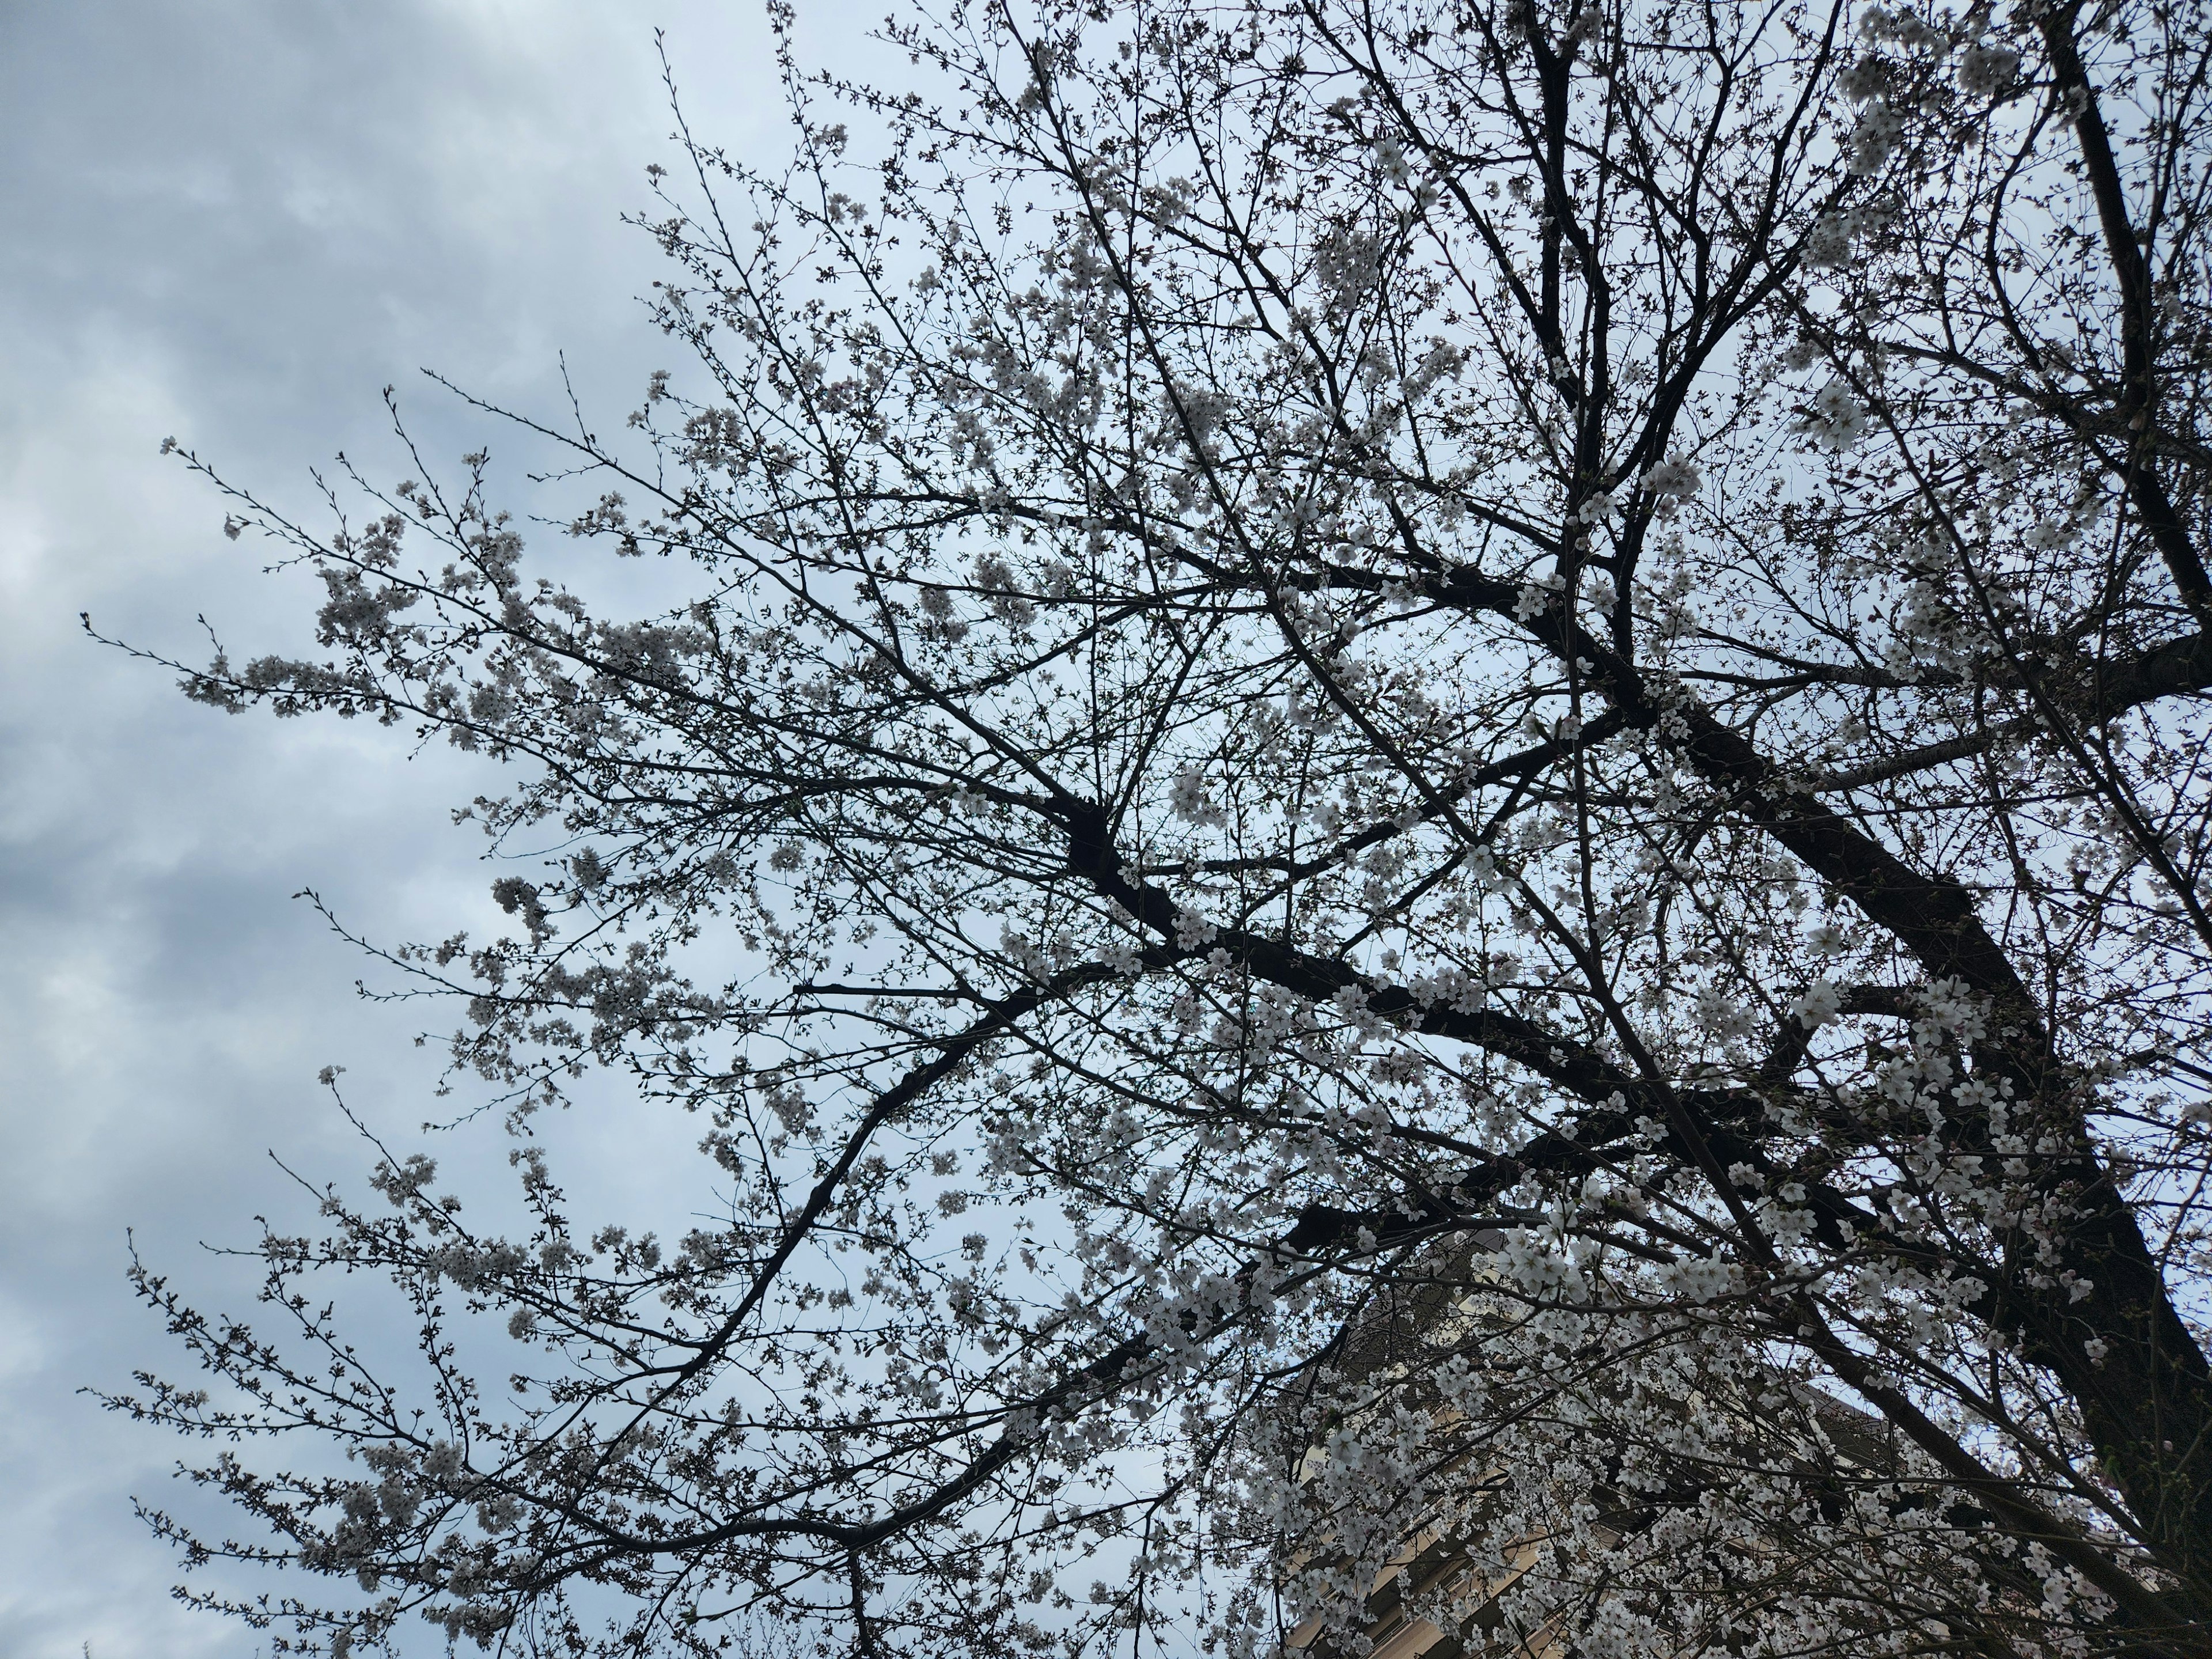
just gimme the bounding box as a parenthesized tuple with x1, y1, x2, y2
(0, 5, 876, 1651)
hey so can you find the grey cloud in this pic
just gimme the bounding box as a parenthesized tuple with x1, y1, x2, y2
(0, 3, 823, 1650)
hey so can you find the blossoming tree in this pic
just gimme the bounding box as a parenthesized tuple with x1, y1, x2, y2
(107, 0, 2212, 1652)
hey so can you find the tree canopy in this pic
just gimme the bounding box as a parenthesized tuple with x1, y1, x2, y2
(106, 0, 2212, 1653)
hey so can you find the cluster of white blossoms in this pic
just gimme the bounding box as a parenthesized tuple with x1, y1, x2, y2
(1802, 207, 1868, 269)
(1847, 100, 1906, 174)
(1790, 978, 1844, 1028)
(1802, 377, 1871, 452)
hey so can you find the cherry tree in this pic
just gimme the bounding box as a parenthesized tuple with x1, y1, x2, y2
(103, 0, 2212, 1652)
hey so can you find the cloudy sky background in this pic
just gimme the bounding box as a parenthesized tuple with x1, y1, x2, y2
(0, 5, 878, 1650)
